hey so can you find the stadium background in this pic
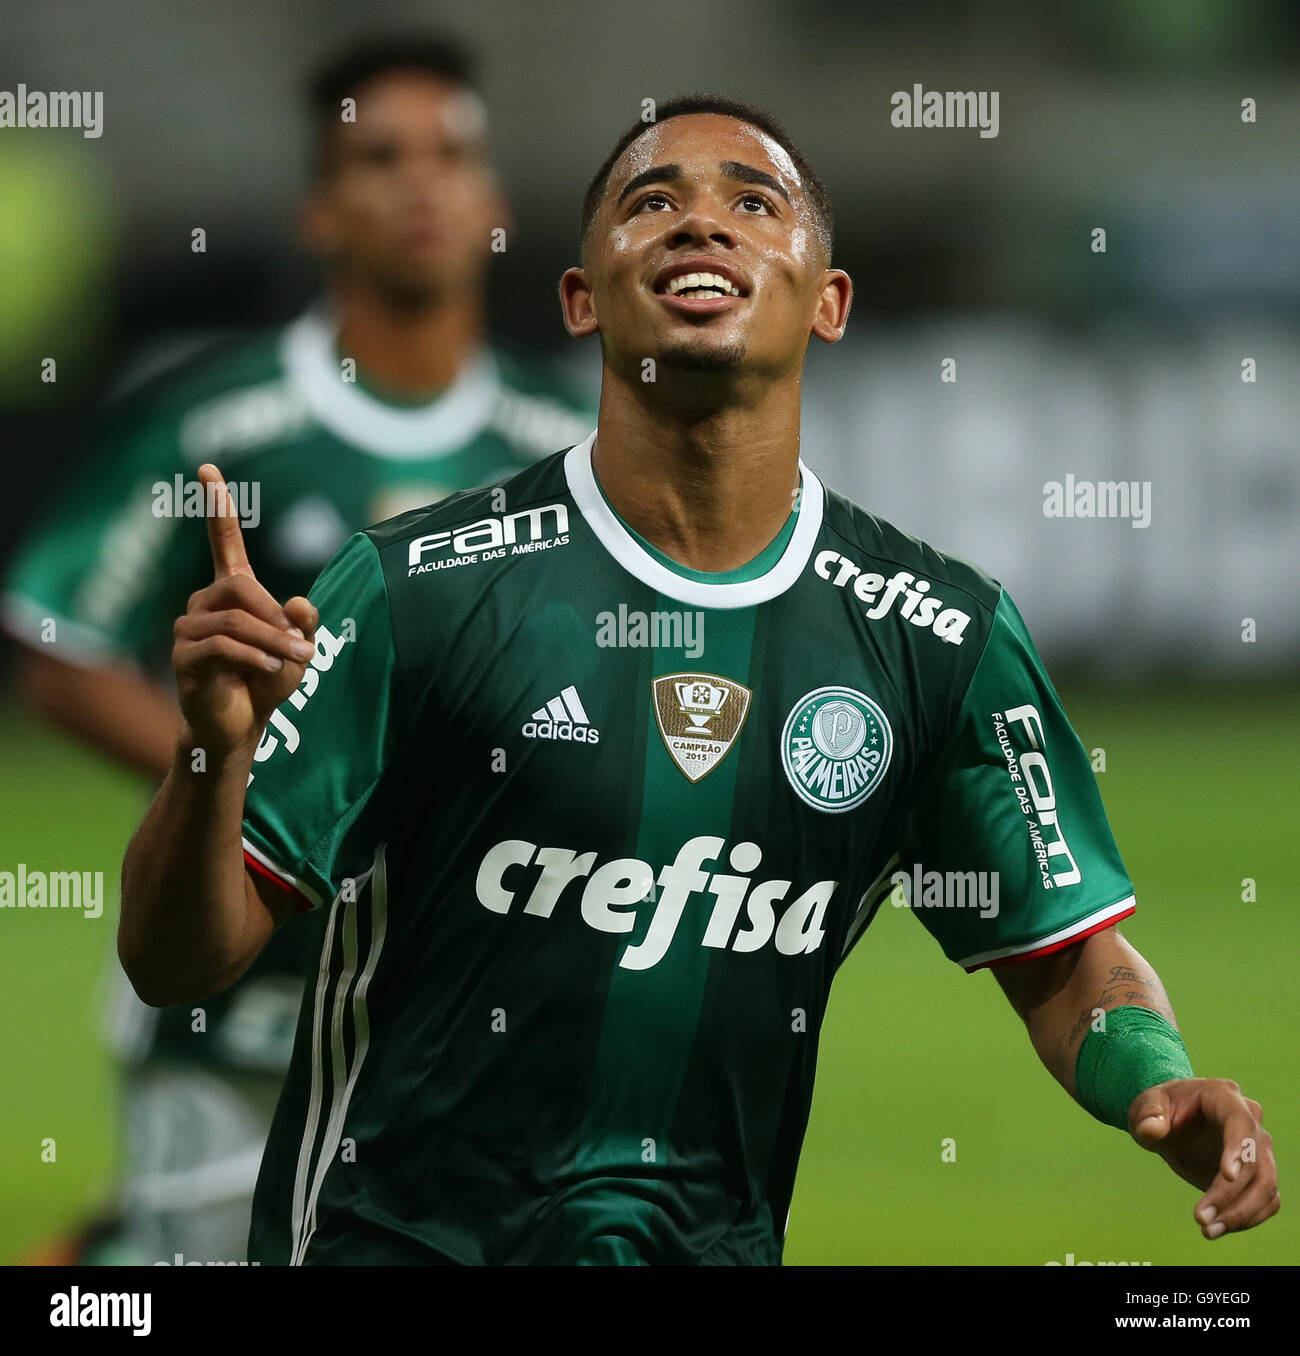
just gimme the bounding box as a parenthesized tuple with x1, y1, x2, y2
(1, 0, 1296, 1265)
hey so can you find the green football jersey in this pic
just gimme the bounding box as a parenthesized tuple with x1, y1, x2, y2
(242, 432, 1136, 1266)
(3, 308, 595, 1073)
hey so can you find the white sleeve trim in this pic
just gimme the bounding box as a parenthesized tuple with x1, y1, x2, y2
(242, 835, 324, 910)
(1, 591, 135, 670)
(958, 893, 1136, 970)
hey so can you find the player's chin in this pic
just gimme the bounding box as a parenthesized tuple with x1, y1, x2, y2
(656, 331, 748, 373)
(368, 264, 460, 307)
(371, 254, 465, 301)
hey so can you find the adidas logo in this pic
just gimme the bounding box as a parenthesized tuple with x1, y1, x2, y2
(522, 685, 600, 744)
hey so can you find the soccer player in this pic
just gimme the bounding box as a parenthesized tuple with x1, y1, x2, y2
(5, 35, 592, 1263)
(119, 96, 1278, 1265)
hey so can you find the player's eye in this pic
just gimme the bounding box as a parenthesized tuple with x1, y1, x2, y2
(737, 193, 774, 214)
(634, 192, 674, 213)
(358, 142, 400, 167)
(436, 137, 484, 170)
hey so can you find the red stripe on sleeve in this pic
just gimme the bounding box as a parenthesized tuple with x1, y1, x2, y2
(243, 850, 313, 913)
(965, 903, 1136, 973)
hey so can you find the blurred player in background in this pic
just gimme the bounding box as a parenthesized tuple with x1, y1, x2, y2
(3, 33, 593, 1263)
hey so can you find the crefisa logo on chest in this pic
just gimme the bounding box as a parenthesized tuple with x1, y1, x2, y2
(781, 686, 893, 812)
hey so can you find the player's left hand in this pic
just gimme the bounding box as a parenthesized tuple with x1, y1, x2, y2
(1128, 1078, 1279, 1240)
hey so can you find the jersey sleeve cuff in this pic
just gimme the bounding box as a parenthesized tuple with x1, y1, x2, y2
(1, 592, 136, 670)
(958, 894, 1136, 973)
(242, 836, 323, 914)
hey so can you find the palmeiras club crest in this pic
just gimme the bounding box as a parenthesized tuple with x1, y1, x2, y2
(781, 685, 893, 812)
(652, 673, 752, 782)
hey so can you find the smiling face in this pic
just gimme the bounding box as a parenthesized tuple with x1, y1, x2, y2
(563, 113, 849, 382)
(302, 72, 505, 304)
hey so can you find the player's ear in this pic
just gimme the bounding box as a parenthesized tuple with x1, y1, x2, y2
(811, 269, 852, 344)
(559, 267, 599, 338)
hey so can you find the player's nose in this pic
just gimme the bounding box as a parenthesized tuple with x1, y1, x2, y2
(665, 195, 737, 250)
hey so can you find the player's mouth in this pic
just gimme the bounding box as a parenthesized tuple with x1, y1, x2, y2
(401, 217, 449, 248)
(651, 258, 749, 315)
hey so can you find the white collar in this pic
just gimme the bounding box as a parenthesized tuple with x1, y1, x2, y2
(563, 430, 824, 609)
(280, 307, 500, 459)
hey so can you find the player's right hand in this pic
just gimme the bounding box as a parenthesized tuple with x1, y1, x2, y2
(172, 463, 319, 758)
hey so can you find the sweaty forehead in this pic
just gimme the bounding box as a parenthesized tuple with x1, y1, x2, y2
(613, 115, 802, 197)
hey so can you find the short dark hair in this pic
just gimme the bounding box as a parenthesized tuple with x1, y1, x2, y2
(306, 33, 480, 173)
(580, 94, 834, 261)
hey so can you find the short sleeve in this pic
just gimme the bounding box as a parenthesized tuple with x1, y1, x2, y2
(1, 398, 207, 670)
(896, 588, 1135, 972)
(241, 532, 397, 911)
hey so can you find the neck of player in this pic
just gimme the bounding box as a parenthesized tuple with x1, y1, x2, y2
(591, 367, 803, 574)
(332, 277, 484, 400)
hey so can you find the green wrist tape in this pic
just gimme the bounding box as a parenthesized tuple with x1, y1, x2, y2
(1074, 1006, 1194, 1130)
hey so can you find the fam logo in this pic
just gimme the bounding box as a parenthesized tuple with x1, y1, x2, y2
(407, 503, 569, 576)
(781, 686, 893, 813)
(652, 673, 752, 782)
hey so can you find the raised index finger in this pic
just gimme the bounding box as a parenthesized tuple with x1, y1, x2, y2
(199, 463, 253, 579)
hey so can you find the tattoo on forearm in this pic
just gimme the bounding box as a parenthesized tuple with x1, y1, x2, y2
(1064, 1006, 1095, 1047)
(1054, 974, 1171, 1072)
